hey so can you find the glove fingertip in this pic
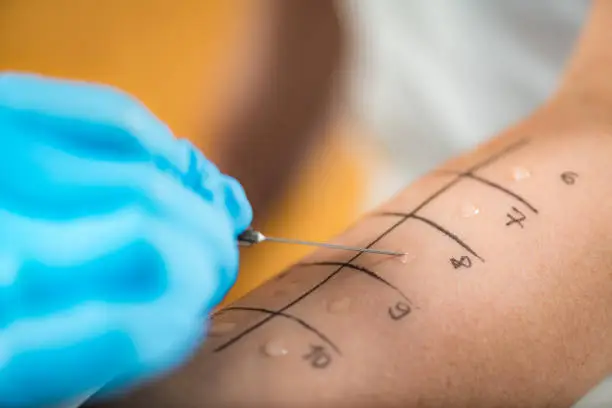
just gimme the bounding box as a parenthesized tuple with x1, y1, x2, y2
(199, 242, 239, 312)
(0, 72, 46, 110)
(221, 176, 253, 235)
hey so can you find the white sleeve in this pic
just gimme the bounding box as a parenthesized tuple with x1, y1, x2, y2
(338, 0, 589, 184)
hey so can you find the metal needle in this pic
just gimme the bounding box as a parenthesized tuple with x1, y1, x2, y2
(238, 228, 405, 256)
(264, 236, 405, 256)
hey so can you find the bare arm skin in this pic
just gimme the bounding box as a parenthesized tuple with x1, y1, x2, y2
(90, 2, 612, 407)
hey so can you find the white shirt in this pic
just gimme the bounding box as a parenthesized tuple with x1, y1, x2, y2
(341, 0, 589, 206)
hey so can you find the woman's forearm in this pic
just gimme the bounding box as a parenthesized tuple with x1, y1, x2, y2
(556, 0, 612, 122)
(93, 98, 612, 408)
(91, 3, 612, 407)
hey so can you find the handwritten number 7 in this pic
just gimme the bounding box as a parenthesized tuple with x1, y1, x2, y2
(506, 206, 526, 228)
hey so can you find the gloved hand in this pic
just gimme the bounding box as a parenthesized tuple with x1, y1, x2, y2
(0, 72, 252, 407)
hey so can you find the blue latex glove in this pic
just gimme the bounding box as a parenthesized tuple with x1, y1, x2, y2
(0, 72, 252, 407)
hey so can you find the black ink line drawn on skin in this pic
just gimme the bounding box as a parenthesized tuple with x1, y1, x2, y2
(214, 306, 341, 354)
(433, 171, 538, 214)
(381, 213, 485, 262)
(416, 139, 531, 212)
(297, 261, 412, 303)
(213, 216, 407, 353)
(465, 138, 530, 173)
(213, 138, 530, 353)
(463, 173, 538, 213)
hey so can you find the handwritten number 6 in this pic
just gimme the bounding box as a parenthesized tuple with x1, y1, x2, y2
(561, 171, 578, 185)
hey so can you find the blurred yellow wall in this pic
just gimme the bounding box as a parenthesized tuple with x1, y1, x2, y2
(0, 0, 368, 303)
(0, 0, 246, 142)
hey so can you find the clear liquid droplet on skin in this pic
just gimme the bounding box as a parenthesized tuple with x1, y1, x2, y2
(460, 203, 480, 218)
(398, 253, 410, 264)
(327, 297, 352, 314)
(261, 338, 289, 357)
(512, 166, 531, 181)
(209, 321, 236, 337)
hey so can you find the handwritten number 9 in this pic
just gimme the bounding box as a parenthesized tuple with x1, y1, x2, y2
(388, 301, 411, 320)
(561, 171, 578, 185)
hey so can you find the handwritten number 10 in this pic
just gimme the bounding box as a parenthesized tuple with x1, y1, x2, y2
(303, 345, 331, 369)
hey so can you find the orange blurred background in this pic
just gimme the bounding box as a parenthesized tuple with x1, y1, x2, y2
(0, 0, 374, 303)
